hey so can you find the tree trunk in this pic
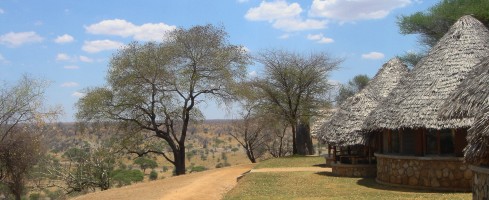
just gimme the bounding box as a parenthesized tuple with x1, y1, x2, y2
(291, 124, 298, 154)
(245, 149, 256, 163)
(295, 123, 307, 155)
(174, 147, 186, 175)
(304, 123, 315, 155)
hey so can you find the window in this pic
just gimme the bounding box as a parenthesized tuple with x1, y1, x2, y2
(440, 129, 454, 155)
(401, 129, 415, 155)
(426, 129, 438, 155)
(390, 130, 400, 153)
(425, 129, 455, 155)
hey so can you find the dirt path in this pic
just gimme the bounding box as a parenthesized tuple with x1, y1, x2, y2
(71, 164, 255, 200)
(250, 167, 331, 173)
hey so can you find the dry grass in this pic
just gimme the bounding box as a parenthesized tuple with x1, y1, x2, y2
(224, 156, 471, 200)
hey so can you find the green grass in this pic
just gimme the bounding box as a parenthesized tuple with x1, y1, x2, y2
(224, 156, 471, 200)
(255, 156, 325, 169)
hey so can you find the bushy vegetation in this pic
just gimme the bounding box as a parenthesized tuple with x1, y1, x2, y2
(110, 169, 144, 187)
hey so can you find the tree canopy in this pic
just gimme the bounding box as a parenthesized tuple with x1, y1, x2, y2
(398, 0, 489, 47)
(335, 74, 370, 105)
(253, 49, 340, 154)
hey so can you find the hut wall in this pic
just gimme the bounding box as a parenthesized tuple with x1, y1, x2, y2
(375, 153, 472, 191)
(470, 165, 489, 200)
(331, 163, 376, 178)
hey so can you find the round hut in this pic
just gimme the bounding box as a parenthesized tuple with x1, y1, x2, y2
(363, 15, 489, 191)
(440, 57, 489, 198)
(317, 57, 408, 177)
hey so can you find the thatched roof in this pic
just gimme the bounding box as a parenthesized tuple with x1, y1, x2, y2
(317, 58, 408, 145)
(438, 49, 489, 165)
(464, 111, 489, 165)
(440, 57, 489, 119)
(364, 15, 489, 130)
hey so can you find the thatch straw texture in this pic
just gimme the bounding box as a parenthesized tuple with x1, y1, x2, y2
(465, 111, 489, 165)
(364, 15, 489, 130)
(317, 58, 408, 145)
(440, 57, 489, 119)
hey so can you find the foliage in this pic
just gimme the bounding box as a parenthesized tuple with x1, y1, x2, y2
(133, 157, 158, 173)
(0, 131, 45, 200)
(110, 169, 144, 187)
(398, 0, 489, 47)
(189, 166, 207, 173)
(76, 24, 250, 176)
(335, 74, 370, 105)
(398, 51, 425, 69)
(149, 170, 158, 180)
(253, 50, 340, 155)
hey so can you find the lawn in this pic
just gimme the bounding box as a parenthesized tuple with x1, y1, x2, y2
(254, 155, 325, 169)
(224, 156, 471, 200)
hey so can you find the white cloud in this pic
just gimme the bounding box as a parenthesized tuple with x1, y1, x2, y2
(272, 18, 327, 32)
(245, 1, 302, 21)
(54, 34, 74, 44)
(362, 52, 385, 60)
(85, 19, 176, 42)
(307, 33, 334, 44)
(72, 92, 86, 98)
(56, 53, 71, 61)
(310, 0, 412, 22)
(61, 82, 79, 87)
(0, 8, 5, 14)
(82, 40, 124, 53)
(64, 65, 79, 70)
(0, 31, 43, 47)
(279, 34, 290, 39)
(248, 70, 258, 78)
(245, 0, 327, 32)
(79, 56, 93, 62)
(0, 53, 7, 63)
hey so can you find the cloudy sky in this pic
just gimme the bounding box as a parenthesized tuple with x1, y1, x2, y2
(0, 0, 436, 121)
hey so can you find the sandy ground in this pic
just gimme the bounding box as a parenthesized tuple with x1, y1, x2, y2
(71, 164, 255, 200)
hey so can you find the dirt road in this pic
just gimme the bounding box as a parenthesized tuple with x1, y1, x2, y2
(72, 164, 255, 200)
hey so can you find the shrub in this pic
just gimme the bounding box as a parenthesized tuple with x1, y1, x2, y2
(190, 165, 207, 173)
(29, 193, 41, 200)
(149, 170, 158, 180)
(111, 169, 144, 187)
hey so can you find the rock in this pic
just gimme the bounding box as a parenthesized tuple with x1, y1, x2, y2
(431, 178, 440, 187)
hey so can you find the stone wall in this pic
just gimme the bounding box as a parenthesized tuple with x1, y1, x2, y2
(375, 153, 471, 191)
(331, 163, 377, 177)
(323, 154, 334, 167)
(470, 165, 489, 200)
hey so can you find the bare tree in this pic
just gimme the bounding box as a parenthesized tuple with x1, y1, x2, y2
(77, 24, 250, 175)
(0, 75, 60, 200)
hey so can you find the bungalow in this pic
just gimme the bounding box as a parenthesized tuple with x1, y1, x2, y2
(317, 57, 408, 177)
(440, 57, 489, 199)
(363, 15, 489, 191)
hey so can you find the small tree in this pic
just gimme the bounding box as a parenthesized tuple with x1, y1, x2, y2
(133, 157, 158, 174)
(335, 74, 370, 105)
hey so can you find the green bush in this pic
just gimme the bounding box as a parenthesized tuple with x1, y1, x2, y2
(190, 165, 207, 173)
(111, 169, 144, 187)
(149, 170, 158, 180)
(29, 193, 40, 200)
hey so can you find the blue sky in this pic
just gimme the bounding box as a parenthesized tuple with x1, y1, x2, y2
(0, 0, 437, 121)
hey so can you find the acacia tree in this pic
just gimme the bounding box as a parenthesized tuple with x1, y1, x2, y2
(335, 74, 370, 105)
(77, 24, 249, 175)
(397, 0, 489, 65)
(254, 50, 340, 155)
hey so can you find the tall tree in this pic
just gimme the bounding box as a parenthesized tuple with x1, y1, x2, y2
(254, 50, 340, 155)
(77, 24, 249, 175)
(335, 74, 370, 105)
